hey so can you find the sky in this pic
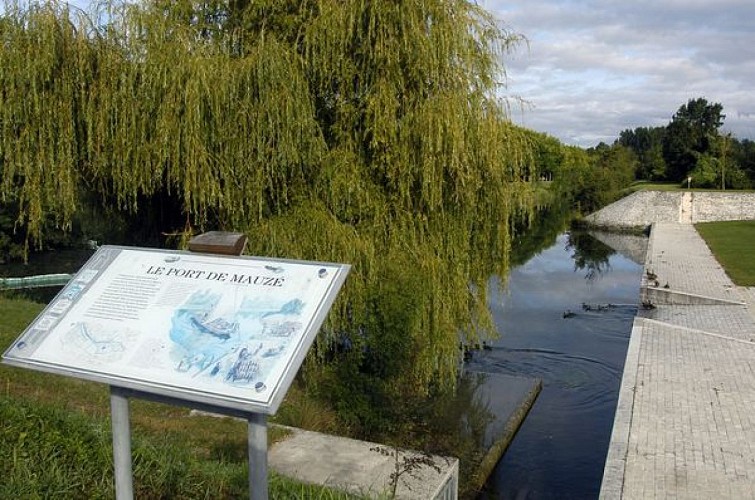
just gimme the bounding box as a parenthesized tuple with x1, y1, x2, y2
(482, 0, 755, 147)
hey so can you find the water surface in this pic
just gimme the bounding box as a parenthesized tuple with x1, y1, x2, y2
(470, 232, 644, 499)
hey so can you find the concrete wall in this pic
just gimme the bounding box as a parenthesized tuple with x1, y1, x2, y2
(583, 191, 755, 228)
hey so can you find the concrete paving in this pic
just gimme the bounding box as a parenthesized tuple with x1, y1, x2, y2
(642, 223, 745, 304)
(269, 426, 459, 499)
(601, 222, 755, 499)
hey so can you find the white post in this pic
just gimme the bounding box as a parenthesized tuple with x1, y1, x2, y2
(110, 386, 134, 500)
(248, 413, 269, 500)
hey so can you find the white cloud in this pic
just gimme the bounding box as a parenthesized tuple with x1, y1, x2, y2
(485, 0, 755, 146)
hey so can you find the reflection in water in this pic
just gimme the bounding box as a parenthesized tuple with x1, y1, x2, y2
(566, 232, 616, 280)
(411, 371, 497, 499)
(470, 232, 644, 499)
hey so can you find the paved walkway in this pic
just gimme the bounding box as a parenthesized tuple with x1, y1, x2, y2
(601, 222, 755, 499)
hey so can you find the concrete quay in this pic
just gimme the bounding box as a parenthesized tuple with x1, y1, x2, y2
(600, 222, 755, 499)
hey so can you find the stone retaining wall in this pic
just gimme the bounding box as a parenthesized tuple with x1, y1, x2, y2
(691, 192, 755, 222)
(583, 191, 755, 228)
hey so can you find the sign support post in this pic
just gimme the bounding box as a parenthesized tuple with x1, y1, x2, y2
(248, 413, 269, 500)
(110, 386, 134, 500)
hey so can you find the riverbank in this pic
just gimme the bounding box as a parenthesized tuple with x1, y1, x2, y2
(265, 371, 541, 498)
(600, 222, 755, 498)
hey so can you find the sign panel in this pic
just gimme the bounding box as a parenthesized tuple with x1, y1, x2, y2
(2, 246, 349, 414)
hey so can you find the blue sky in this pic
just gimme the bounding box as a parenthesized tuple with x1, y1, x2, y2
(11, 1, 755, 148)
(483, 0, 755, 146)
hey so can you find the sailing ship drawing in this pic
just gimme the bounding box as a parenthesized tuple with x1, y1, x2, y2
(189, 313, 239, 340)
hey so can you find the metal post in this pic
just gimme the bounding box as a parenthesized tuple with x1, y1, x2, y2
(248, 413, 268, 500)
(110, 386, 134, 500)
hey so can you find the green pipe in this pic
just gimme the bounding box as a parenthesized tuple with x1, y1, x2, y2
(0, 273, 72, 290)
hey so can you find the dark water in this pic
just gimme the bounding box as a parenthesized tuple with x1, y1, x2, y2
(470, 232, 644, 499)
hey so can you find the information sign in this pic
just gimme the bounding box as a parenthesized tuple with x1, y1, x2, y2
(3, 246, 349, 414)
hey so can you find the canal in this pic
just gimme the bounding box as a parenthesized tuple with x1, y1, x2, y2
(470, 231, 645, 499)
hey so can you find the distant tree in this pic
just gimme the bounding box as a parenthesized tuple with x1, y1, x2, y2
(530, 132, 564, 181)
(559, 142, 636, 213)
(533, 138, 591, 208)
(688, 153, 719, 188)
(686, 134, 751, 189)
(731, 138, 755, 187)
(662, 98, 724, 181)
(617, 126, 666, 180)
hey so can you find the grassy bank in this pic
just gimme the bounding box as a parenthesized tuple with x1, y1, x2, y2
(625, 181, 684, 192)
(625, 181, 755, 194)
(695, 221, 755, 286)
(0, 295, 361, 499)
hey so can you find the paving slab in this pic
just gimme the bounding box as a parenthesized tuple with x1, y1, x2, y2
(601, 223, 755, 499)
(643, 223, 742, 303)
(642, 305, 755, 342)
(269, 426, 458, 499)
(738, 287, 755, 323)
(622, 319, 755, 499)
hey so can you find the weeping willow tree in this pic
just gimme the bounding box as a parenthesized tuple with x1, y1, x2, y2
(1, 0, 535, 427)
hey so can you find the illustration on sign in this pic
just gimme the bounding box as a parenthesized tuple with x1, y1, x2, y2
(170, 290, 305, 391)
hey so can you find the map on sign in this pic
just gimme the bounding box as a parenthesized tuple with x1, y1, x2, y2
(2, 246, 349, 414)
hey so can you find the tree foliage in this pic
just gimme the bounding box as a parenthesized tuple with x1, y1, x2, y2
(732, 139, 755, 186)
(617, 126, 666, 180)
(616, 98, 753, 188)
(0, 0, 534, 413)
(519, 130, 635, 215)
(661, 97, 725, 182)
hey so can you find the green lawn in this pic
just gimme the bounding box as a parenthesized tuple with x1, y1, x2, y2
(695, 221, 755, 286)
(626, 181, 755, 194)
(0, 295, 362, 499)
(626, 181, 684, 192)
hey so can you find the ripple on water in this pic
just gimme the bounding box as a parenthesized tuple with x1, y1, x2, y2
(471, 346, 621, 413)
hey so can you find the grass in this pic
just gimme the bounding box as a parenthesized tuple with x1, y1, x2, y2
(625, 181, 755, 194)
(625, 181, 685, 192)
(695, 221, 755, 286)
(0, 294, 363, 499)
